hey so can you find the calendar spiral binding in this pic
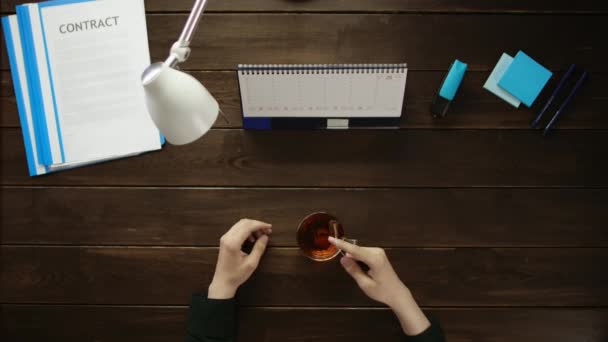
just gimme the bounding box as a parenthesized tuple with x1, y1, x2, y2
(238, 63, 407, 75)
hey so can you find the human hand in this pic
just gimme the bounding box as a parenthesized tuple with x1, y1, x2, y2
(208, 219, 272, 299)
(328, 237, 430, 336)
(327, 237, 409, 307)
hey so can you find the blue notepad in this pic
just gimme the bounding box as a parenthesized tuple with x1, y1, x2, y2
(497, 51, 552, 107)
(483, 53, 521, 108)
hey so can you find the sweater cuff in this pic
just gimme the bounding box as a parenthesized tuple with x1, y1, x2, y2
(186, 293, 236, 340)
(404, 315, 445, 342)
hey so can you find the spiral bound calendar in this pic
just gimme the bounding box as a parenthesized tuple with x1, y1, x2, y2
(238, 64, 407, 129)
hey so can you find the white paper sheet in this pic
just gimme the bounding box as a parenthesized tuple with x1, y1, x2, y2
(36, 0, 160, 163)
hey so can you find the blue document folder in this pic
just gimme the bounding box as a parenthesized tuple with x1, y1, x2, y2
(3, 0, 163, 176)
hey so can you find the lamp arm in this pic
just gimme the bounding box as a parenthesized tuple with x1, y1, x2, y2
(165, 0, 210, 67)
(177, 0, 209, 48)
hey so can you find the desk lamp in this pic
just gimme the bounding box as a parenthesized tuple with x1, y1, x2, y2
(141, 0, 219, 145)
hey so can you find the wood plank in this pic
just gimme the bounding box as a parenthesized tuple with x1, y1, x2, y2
(146, 14, 605, 71)
(2, 14, 606, 71)
(2, 128, 607, 187)
(2, 305, 607, 342)
(0, 98, 18, 127)
(2, 188, 608, 247)
(3, 71, 606, 129)
(2, 0, 606, 14)
(2, 246, 607, 306)
(1, 305, 188, 342)
(0, 24, 8, 70)
(0, 70, 10, 96)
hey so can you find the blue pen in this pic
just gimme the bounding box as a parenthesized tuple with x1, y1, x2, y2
(543, 71, 588, 136)
(531, 64, 576, 129)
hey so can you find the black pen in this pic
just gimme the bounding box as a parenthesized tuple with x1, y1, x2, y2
(543, 71, 588, 136)
(531, 64, 576, 129)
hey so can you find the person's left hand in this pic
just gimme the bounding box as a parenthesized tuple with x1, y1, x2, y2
(208, 219, 272, 299)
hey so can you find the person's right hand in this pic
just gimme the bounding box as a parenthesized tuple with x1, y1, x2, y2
(328, 237, 431, 336)
(327, 236, 409, 307)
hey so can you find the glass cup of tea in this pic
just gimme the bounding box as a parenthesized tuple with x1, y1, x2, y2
(296, 212, 357, 261)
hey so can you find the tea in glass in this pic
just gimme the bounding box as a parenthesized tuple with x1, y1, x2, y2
(297, 212, 344, 261)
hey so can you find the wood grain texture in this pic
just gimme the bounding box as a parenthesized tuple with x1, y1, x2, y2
(2, 246, 607, 306)
(2, 187, 608, 247)
(2, 0, 607, 14)
(0, 24, 8, 71)
(2, 128, 607, 187)
(2, 14, 606, 71)
(2, 70, 606, 129)
(1, 0, 607, 340)
(2, 305, 607, 342)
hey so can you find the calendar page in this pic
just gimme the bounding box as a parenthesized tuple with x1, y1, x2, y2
(238, 64, 407, 119)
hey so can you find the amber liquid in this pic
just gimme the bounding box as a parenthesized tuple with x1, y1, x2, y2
(297, 213, 344, 260)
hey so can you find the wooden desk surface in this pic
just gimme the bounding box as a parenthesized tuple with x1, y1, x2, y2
(1, 1, 607, 341)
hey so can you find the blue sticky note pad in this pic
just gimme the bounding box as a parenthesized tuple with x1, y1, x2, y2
(483, 53, 521, 108)
(497, 51, 552, 107)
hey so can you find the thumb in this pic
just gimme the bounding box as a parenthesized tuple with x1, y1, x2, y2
(340, 256, 374, 289)
(247, 234, 269, 265)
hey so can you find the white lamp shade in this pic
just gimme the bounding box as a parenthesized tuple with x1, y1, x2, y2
(142, 62, 219, 145)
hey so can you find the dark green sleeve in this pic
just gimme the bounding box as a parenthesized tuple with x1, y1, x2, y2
(185, 293, 236, 342)
(403, 316, 445, 342)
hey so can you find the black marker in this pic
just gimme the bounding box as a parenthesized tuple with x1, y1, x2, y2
(543, 71, 588, 136)
(531, 64, 575, 129)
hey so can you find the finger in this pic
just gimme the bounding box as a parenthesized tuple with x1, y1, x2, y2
(328, 237, 371, 263)
(340, 256, 374, 289)
(247, 234, 269, 264)
(229, 219, 272, 244)
(248, 234, 255, 243)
